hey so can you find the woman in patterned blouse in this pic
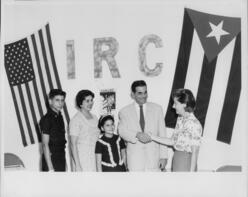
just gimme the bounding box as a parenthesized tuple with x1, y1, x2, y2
(150, 89, 202, 172)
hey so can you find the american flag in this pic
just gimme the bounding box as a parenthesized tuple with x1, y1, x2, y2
(165, 8, 241, 144)
(4, 24, 70, 147)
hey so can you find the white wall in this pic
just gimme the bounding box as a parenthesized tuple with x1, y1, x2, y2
(2, 0, 246, 172)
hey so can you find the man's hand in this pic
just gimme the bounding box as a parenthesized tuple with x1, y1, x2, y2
(159, 158, 168, 171)
(136, 132, 152, 144)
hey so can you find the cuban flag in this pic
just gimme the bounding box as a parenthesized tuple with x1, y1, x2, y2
(165, 8, 241, 145)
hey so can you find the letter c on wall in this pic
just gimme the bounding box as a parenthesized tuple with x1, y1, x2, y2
(139, 34, 163, 77)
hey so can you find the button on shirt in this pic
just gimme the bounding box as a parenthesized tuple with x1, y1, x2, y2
(40, 108, 67, 153)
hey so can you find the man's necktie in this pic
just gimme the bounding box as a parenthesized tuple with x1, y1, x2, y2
(139, 105, 145, 132)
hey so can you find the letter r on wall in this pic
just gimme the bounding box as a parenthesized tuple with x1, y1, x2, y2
(94, 37, 121, 78)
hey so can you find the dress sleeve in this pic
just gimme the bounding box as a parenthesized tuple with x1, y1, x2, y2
(95, 141, 102, 154)
(185, 119, 202, 147)
(69, 115, 80, 136)
(119, 137, 126, 149)
(39, 116, 51, 135)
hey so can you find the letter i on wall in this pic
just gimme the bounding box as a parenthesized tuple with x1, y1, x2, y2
(66, 40, 75, 79)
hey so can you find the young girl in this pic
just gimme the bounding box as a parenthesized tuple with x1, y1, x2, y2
(95, 115, 127, 172)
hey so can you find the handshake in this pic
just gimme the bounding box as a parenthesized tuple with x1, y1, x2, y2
(136, 132, 152, 144)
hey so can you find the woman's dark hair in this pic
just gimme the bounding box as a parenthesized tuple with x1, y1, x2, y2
(76, 90, 94, 109)
(131, 80, 147, 93)
(172, 88, 196, 112)
(98, 115, 115, 133)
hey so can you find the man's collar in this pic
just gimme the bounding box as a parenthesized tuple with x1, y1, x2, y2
(134, 102, 147, 107)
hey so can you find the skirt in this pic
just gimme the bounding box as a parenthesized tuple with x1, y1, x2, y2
(172, 150, 192, 172)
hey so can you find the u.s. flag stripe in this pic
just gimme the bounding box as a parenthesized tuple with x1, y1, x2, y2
(17, 85, 34, 144)
(46, 24, 62, 90)
(42, 27, 57, 90)
(165, 10, 194, 127)
(14, 86, 31, 145)
(17, 85, 35, 144)
(194, 55, 217, 129)
(38, 29, 54, 90)
(30, 80, 45, 142)
(42, 26, 61, 99)
(25, 83, 41, 142)
(217, 32, 241, 144)
(31, 78, 43, 117)
(45, 24, 70, 124)
(35, 30, 52, 95)
(29, 36, 47, 115)
(10, 86, 27, 146)
(31, 34, 48, 105)
(29, 80, 44, 141)
(36, 31, 51, 97)
(21, 84, 37, 143)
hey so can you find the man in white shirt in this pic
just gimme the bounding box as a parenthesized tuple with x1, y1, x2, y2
(118, 80, 168, 171)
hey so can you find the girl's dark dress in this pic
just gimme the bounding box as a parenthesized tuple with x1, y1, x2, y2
(95, 134, 126, 172)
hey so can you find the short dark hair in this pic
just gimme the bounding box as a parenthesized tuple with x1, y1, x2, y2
(76, 90, 95, 108)
(172, 88, 196, 112)
(131, 80, 147, 93)
(48, 89, 66, 99)
(98, 115, 115, 134)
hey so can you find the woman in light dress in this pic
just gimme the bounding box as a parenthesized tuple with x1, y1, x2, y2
(69, 90, 100, 171)
(150, 89, 202, 172)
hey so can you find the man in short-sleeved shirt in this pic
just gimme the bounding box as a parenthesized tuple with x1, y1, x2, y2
(40, 89, 67, 172)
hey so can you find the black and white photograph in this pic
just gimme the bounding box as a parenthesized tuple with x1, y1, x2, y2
(1, 0, 247, 196)
(100, 89, 116, 115)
